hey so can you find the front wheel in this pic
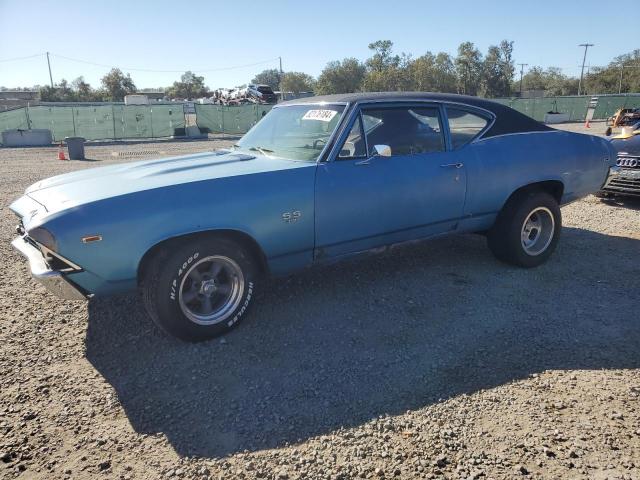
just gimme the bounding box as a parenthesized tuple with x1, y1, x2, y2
(141, 237, 259, 342)
(487, 191, 561, 268)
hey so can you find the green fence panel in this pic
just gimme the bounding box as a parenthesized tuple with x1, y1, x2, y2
(2, 104, 185, 143)
(624, 95, 640, 110)
(493, 95, 640, 122)
(550, 97, 589, 121)
(0, 108, 29, 135)
(116, 105, 152, 139)
(196, 104, 273, 134)
(592, 94, 640, 119)
(196, 105, 224, 133)
(73, 105, 115, 140)
(27, 105, 75, 141)
(494, 96, 590, 122)
(151, 105, 185, 138)
(491, 98, 511, 107)
(224, 106, 245, 133)
(593, 95, 627, 119)
(254, 104, 272, 126)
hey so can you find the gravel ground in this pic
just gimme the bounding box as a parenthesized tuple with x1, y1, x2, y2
(1, 126, 640, 480)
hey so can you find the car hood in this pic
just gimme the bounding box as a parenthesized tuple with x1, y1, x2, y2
(610, 134, 640, 157)
(18, 150, 311, 216)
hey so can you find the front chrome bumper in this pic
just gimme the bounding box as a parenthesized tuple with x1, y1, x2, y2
(11, 236, 88, 301)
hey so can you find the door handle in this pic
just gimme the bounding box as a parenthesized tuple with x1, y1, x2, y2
(440, 162, 464, 169)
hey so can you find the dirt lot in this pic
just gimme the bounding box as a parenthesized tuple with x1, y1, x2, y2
(1, 124, 639, 480)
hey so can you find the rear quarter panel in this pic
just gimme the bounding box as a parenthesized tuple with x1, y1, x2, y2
(463, 130, 610, 216)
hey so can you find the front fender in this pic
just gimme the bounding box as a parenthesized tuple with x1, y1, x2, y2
(44, 167, 316, 295)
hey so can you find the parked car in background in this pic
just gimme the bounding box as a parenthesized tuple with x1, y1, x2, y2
(10, 92, 614, 342)
(249, 84, 278, 104)
(600, 126, 640, 198)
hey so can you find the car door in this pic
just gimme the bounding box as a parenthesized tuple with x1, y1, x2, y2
(314, 103, 468, 258)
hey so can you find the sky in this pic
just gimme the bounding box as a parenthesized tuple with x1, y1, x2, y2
(0, 0, 629, 91)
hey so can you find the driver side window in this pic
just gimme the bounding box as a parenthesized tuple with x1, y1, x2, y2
(338, 114, 367, 159)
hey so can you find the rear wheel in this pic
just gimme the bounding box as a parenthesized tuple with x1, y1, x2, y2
(141, 237, 259, 342)
(487, 191, 561, 268)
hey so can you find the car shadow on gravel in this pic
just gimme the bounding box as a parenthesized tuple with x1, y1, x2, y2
(85, 228, 640, 458)
(600, 196, 640, 211)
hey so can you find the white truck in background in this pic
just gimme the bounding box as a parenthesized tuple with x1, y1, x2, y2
(124, 95, 150, 106)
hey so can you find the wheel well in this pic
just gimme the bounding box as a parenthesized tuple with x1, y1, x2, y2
(137, 230, 269, 285)
(505, 180, 564, 207)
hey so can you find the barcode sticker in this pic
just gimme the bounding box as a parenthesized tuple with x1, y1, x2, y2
(302, 109, 338, 122)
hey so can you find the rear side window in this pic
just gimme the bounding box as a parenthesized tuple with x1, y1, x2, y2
(447, 108, 489, 149)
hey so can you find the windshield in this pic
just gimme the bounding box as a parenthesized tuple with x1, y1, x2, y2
(236, 104, 346, 161)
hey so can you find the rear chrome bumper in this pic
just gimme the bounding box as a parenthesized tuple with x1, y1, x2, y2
(11, 236, 88, 301)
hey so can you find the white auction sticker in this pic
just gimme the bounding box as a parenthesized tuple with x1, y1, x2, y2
(302, 109, 338, 122)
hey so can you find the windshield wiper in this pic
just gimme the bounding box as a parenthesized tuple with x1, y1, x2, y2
(248, 146, 275, 156)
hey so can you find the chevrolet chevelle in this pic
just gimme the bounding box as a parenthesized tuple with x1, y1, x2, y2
(10, 93, 615, 341)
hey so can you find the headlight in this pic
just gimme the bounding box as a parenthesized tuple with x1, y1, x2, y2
(28, 227, 57, 252)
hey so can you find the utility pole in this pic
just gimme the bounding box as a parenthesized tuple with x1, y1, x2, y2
(619, 64, 624, 94)
(518, 63, 528, 96)
(278, 56, 284, 101)
(577, 43, 594, 96)
(46, 52, 54, 88)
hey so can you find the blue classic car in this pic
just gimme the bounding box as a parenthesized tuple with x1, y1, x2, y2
(10, 93, 615, 341)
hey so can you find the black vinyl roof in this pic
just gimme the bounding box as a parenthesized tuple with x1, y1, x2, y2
(280, 92, 553, 138)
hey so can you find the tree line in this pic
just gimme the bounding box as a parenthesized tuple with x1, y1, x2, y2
(254, 42, 639, 97)
(5, 43, 638, 102)
(34, 69, 211, 102)
(253, 40, 516, 97)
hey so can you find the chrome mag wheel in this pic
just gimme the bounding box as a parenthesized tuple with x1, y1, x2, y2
(178, 255, 245, 325)
(520, 207, 555, 256)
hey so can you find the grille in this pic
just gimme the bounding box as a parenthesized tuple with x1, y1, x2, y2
(609, 178, 640, 188)
(616, 156, 640, 169)
(605, 177, 640, 195)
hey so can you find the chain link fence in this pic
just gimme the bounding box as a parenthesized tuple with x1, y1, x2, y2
(195, 104, 273, 135)
(3, 95, 640, 146)
(0, 103, 185, 143)
(493, 94, 640, 122)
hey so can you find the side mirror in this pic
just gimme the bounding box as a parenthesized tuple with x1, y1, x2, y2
(373, 144, 392, 157)
(605, 127, 612, 137)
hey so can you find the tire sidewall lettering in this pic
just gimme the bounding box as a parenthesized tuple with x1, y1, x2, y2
(227, 281, 253, 327)
(169, 251, 200, 301)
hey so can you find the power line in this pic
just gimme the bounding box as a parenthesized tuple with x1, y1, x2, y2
(0, 53, 45, 62)
(48, 53, 280, 73)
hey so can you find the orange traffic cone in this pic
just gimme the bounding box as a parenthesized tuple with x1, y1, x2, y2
(58, 142, 67, 160)
(584, 119, 591, 128)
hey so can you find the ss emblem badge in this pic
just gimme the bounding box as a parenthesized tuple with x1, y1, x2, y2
(282, 210, 302, 223)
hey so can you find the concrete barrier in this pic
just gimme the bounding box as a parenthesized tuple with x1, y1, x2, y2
(2, 129, 52, 147)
